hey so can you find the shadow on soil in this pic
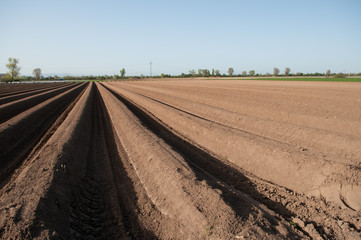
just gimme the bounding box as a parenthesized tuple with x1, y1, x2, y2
(103, 84, 302, 238)
(0, 83, 86, 186)
(29, 83, 157, 239)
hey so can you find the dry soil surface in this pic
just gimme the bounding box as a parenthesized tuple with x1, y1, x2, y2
(0, 80, 360, 239)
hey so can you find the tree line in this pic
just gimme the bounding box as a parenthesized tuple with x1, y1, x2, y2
(184, 67, 356, 78)
(0, 58, 129, 83)
(1, 58, 42, 83)
(1, 57, 360, 83)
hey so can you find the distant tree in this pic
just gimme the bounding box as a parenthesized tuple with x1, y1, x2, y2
(242, 71, 247, 76)
(273, 67, 280, 77)
(228, 67, 234, 77)
(0, 74, 7, 83)
(198, 69, 210, 77)
(189, 69, 196, 77)
(204, 69, 210, 77)
(265, 72, 271, 77)
(6, 58, 21, 83)
(285, 67, 291, 76)
(326, 69, 331, 77)
(334, 72, 345, 78)
(160, 73, 170, 78)
(120, 68, 126, 78)
(114, 74, 120, 79)
(200, 69, 205, 77)
(212, 68, 215, 76)
(214, 70, 220, 76)
(33, 68, 42, 80)
(249, 70, 255, 76)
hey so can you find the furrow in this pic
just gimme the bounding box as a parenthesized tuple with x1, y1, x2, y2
(103, 81, 361, 239)
(99, 82, 305, 239)
(0, 83, 65, 97)
(0, 82, 80, 123)
(114, 83, 361, 166)
(0, 83, 74, 105)
(104, 82, 361, 211)
(0, 82, 88, 184)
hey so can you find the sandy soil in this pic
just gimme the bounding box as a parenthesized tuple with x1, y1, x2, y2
(0, 80, 360, 239)
(0, 83, 69, 96)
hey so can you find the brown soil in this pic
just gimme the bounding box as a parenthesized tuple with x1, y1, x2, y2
(0, 80, 360, 239)
(0, 83, 79, 123)
(0, 83, 74, 106)
(0, 83, 70, 97)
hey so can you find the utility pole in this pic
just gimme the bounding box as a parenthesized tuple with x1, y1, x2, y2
(150, 60, 152, 77)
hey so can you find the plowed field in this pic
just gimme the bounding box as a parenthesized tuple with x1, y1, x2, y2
(0, 80, 360, 239)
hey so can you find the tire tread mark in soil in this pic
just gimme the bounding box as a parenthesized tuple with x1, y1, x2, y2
(69, 84, 119, 239)
(101, 84, 306, 238)
(70, 84, 157, 239)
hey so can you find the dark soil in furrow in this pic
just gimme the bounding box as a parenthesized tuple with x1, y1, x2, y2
(102, 84, 304, 239)
(0, 83, 80, 123)
(69, 85, 125, 239)
(0, 83, 64, 97)
(28, 83, 158, 239)
(104, 81, 361, 240)
(94, 85, 160, 239)
(0, 83, 88, 184)
(0, 83, 74, 105)
(69, 83, 158, 239)
(110, 87, 298, 216)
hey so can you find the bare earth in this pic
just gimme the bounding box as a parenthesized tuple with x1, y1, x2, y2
(0, 80, 360, 239)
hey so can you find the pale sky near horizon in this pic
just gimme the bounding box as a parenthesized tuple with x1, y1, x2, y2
(1, 0, 360, 76)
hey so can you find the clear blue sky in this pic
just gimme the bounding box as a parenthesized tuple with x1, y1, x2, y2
(1, 0, 360, 76)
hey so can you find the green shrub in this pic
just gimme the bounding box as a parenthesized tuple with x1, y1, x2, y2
(333, 73, 345, 78)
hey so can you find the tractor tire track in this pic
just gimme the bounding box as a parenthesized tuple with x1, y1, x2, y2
(69, 84, 126, 239)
